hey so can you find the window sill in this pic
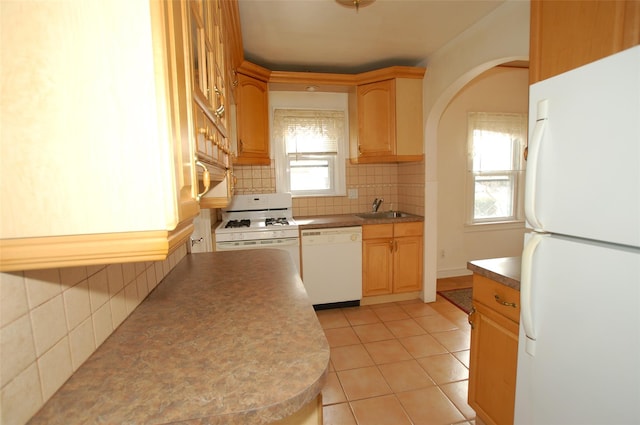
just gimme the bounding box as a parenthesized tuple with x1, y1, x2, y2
(464, 220, 525, 233)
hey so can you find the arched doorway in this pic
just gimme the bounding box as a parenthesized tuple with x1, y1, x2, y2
(420, 0, 530, 302)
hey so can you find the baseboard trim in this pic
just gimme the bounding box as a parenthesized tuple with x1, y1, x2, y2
(437, 268, 473, 279)
(361, 292, 421, 306)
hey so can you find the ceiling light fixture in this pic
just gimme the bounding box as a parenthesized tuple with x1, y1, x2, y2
(335, 0, 375, 12)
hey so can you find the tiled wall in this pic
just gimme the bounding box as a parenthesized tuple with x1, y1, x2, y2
(233, 160, 425, 217)
(0, 245, 188, 425)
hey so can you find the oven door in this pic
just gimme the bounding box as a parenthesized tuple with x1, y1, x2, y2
(215, 237, 301, 274)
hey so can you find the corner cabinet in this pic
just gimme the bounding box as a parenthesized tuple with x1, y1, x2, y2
(350, 67, 425, 164)
(233, 62, 271, 165)
(0, 1, 203, 272)
(468, 274, 520, 425)
(362, 222, 423, 296)
(529, 0, 640, 84)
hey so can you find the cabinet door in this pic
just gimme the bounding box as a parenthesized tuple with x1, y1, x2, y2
(164, 0, 200, 224)
(0, 0, 198, 271)
(392, 235, 423, 293)
(362, 239, 393, 296)
(530, 0, 640, 84)
(468, 302, 519, 425)
(235, 73, 270, 164)
(356, 79, 396, 159)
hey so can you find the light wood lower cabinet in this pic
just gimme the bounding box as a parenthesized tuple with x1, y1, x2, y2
(468, 274, 520, 425)
(362, 222, 423, 296)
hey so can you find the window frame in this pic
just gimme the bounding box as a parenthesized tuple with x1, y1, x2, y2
(271, 99, 348, 197)
(466, 112, 527, 226)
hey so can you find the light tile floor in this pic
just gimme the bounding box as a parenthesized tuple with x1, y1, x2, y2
(317, 279, 474, 425)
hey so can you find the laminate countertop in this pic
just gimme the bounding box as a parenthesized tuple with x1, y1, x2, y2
(467, 256, 521, 291)
(28, 250, 330, 425)
(295, 212, 424, 229)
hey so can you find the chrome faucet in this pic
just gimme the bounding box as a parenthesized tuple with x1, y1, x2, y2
(372, 198, 384, 213)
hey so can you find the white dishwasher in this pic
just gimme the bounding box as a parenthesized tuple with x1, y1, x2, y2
(301, 226, 362, 308)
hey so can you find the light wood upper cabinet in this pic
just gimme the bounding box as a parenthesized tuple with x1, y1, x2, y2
(468, 274, 520, 425)
(0, 0, 203, 272)
(362, 222, 423, 296)
(351, 67, 425, 164)
(234, 65, 271, 165)
(529, 0, 640, 84)
(356, 80, 397, 159)
(187, 0, 236, 207)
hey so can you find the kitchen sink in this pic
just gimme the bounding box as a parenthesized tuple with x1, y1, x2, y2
(356, 211, 411, 219)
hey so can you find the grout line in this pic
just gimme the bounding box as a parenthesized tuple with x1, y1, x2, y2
(318, 300, 475, 423)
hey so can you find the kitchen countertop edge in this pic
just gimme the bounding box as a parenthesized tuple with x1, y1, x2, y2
(467, 256, 521, 291)
(296, 213, 424, 229)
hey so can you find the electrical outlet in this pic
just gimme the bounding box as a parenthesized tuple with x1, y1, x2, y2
(348, 188, 358, 199)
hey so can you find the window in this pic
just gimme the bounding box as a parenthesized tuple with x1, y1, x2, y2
(273, 108, 346, 196)
(467, 112, 527, 224)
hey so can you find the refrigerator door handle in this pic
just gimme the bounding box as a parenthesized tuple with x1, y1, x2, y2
(524, 99, 549, 231)
(521, 232, 546, 356)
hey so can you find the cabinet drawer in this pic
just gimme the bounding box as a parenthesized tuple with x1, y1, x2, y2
(394, 221, 423, 237)
(363, 224, 393, 240)
(472, 275, 520, 324)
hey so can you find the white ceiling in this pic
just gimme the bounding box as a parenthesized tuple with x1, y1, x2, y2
(238, 0, 506, 74)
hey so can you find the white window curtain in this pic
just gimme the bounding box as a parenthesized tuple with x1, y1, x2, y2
(275, 109, 343, 155)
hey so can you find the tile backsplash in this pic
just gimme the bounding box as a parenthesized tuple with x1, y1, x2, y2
(0, 245, 187, 425)
(233, 160, 425, 217)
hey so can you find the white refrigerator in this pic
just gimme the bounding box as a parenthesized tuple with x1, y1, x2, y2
(515, 46, 640, 424)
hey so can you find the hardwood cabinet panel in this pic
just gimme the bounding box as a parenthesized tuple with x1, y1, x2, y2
(393, 235, 423, 293)
(362, 223, 394, 239)
(0, 0, 199, 271)
(393, 221, 423, 238)
(0, 0, 243, 270)
(362, 222, 423, 297)
(234, 72, 270, 165)
(357, 79, 396, 159)
(351, 68, 425, 164)
(362, 238, 394, 296)
(468, 274, 520, 425)
(530, 0, 640, 84)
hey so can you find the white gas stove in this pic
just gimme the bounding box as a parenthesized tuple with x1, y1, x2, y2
(214, 193, 300, 272)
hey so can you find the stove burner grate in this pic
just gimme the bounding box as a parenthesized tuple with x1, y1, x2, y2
(225, 219, 250, 228)
(265, 217, 289, 226)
